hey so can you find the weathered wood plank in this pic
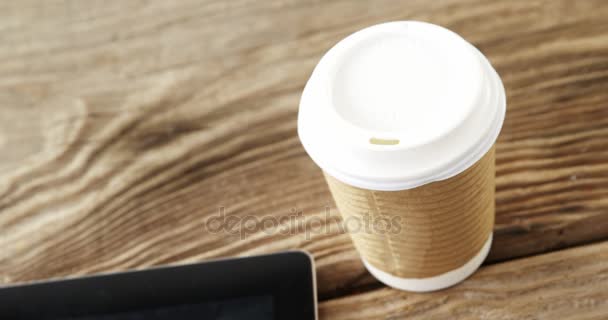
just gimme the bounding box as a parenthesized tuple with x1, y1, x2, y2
(319, 241, 608, 319)
(0, 0, 607, 300)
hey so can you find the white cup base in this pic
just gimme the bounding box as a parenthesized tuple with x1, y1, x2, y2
(362, 233, 493, 292)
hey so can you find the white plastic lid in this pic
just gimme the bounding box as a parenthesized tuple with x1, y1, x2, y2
(298, 21, 506, 191)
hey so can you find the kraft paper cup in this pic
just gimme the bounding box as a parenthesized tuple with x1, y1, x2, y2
(298, 21, 506, 292)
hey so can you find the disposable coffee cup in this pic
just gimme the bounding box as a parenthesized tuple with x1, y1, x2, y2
(298, 21, 506, 292)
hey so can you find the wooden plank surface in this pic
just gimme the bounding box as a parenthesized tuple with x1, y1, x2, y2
(320, 240, 608, 320)
(0, 0, 607, 311)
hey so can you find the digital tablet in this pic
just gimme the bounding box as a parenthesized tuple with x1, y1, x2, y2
(0, 250, 317, 320)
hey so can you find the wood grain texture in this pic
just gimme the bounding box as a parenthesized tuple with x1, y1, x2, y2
(319, 240, 608, 320)
(0, 0, 607, 308)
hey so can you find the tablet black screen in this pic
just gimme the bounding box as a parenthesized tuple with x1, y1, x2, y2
(60, 295, 274, 320)
(0, 251, 316, 320)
